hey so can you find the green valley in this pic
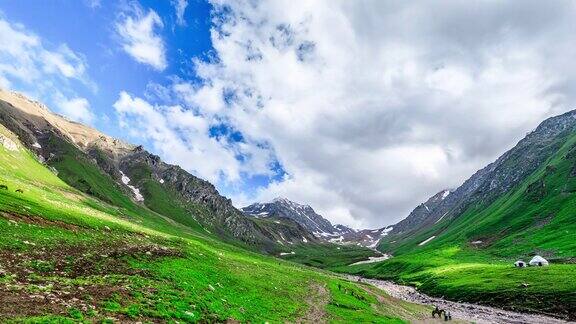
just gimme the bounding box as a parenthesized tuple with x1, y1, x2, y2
(0, 103, 431, 322)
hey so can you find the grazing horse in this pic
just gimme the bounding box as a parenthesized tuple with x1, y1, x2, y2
(15, 189, 23, 193)
(0, 184, 7, 190)
(432, 306, 445, 318)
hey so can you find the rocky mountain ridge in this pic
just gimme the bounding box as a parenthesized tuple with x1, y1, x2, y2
(242, 197, 338, 235)
(243, 197, 393, 248)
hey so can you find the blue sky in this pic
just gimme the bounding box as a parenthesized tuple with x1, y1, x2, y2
(0, 0, 286, 210)
(1, 1, 575, 228)
(0, 0, 212, 136)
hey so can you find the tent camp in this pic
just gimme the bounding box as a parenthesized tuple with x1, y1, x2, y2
(514, 260, 526, 267)
(529, 255, 549, 266)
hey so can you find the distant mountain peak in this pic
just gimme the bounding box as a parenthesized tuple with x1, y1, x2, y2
(271, 196, 290, 203)
(242, 198, 394, 249)
(243, 198, 337, 235)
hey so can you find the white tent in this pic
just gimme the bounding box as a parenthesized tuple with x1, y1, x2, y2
(529, 255, 549, 266)
(514, 260, 526, 267)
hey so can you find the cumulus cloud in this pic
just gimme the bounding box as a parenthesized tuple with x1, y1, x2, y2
(114, 1, 576, 228)
(172, 0, 188, 26)
(0, 18, 90, 86)
(54, 95, 95, 124)
(112, 91, 272, 183)
(116, 4, 167, 71)
(0, 15, 95, 123)
(178, 0, 576, 228)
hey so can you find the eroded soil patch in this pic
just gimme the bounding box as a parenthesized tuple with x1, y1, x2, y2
(0, 238, 182, 321)
(297, 282, 329, 324)
(1, 211, 81, 232)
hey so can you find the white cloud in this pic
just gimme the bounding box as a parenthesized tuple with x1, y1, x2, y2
(174, 0, 576, 228)
(113, 91, 261, 183)
(0, 18, 90, 85)
(54, 94, 95, 124)
(0, 15, 95, 123)
(116, 5, 167, 71)
(172, 0, 188, 26)
(41, 44, 87, 80)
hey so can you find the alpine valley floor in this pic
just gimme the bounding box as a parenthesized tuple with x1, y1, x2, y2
(0, 123, 446, 323)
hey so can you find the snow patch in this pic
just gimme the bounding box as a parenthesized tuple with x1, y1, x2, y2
(159, 179, 165, 184)
(471, 240, 483, 244)
(313, 231, 333, 237)
(435, 212, 448, 224)
(302, 237, 308, 243)
(32, 142, 42, 149)
(349, 255, 391, 266)
(279, 251, 295, 256)
(418, 236, 436, 246)
(119, 171, 144, 201)
(329, 236, 345, 243)
(367, 240, 380, 249)
(381, 226, 393, 235)
(441, 190, 450, 199)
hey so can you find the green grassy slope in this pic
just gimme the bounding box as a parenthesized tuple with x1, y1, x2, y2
(45, 135, 207, 236)
(339, 131, 576, 320)
(281, 243, 378, 269)
(0, 125, 434, 322)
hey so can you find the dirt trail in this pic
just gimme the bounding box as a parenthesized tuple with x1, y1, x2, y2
(297, 283, 330, 324)
(347, 276, 572, 324)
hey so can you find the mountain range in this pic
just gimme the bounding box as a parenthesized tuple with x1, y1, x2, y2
(0, 89, 575, 320)
(242, 197, 393, 248)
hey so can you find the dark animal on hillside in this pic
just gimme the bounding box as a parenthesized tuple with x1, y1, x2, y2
(0, 184, 7, 190)
(15, 189, 23, 193)
(432, 306, 445, 318)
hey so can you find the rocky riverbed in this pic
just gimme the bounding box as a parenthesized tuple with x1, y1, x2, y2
(347, 276, 571, 324)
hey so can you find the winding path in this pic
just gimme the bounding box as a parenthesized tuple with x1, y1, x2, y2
(347, 275, 572, 324)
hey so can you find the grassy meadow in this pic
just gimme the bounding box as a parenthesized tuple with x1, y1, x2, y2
(0, 125, 438, 322)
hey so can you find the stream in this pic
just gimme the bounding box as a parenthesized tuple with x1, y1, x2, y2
(346, 275, 572, 323)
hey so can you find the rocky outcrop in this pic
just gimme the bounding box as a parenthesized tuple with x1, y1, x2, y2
(389, 189, 451, 235)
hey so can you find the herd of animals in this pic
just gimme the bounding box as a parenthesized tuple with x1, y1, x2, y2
(0, 184, 22, 193)
(347, 279, 455, 321)
(432, 306, 453, 321)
